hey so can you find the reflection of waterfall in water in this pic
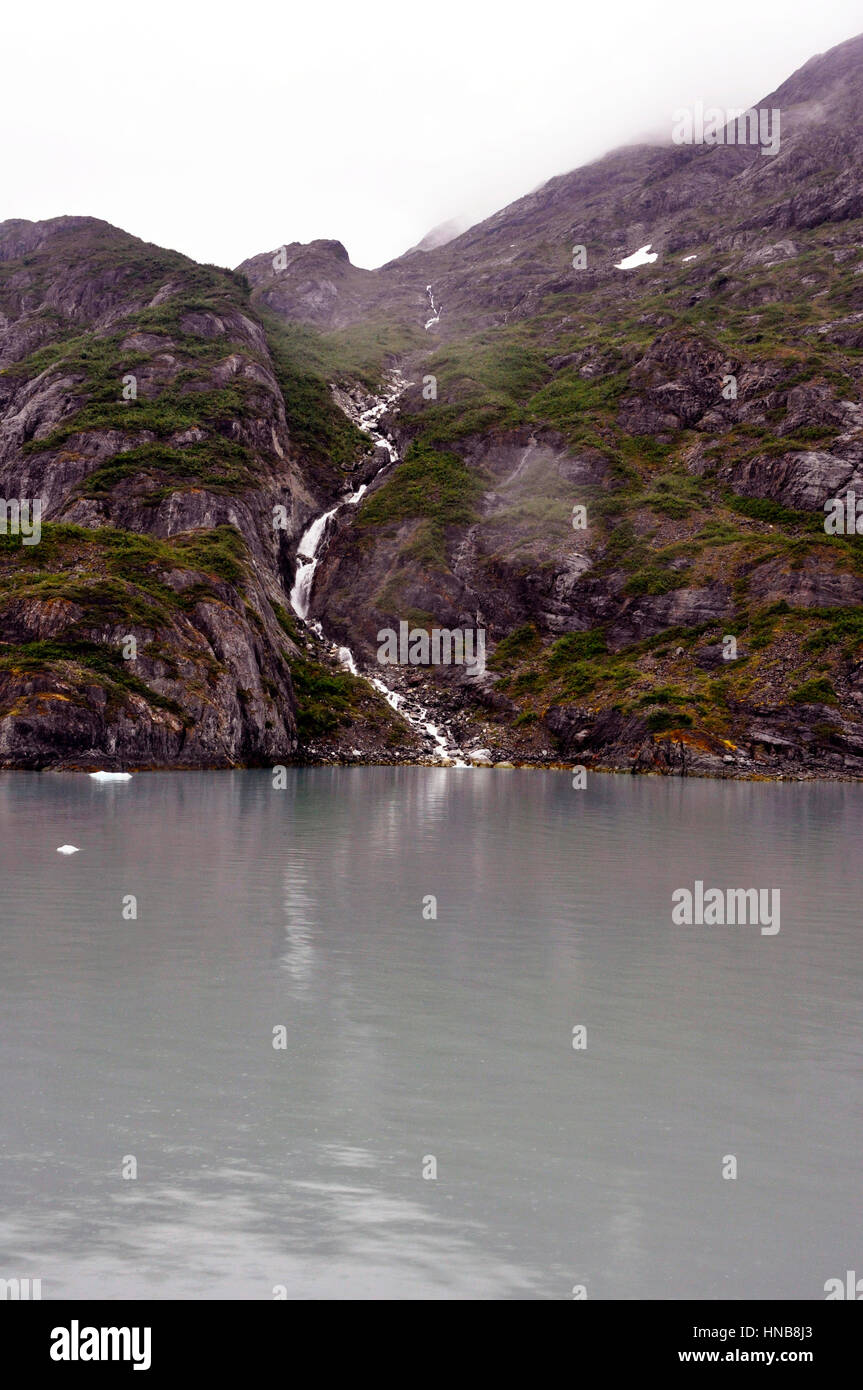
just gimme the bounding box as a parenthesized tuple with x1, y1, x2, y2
(279, 865, 317, 989)
(289, 372, 468, 766)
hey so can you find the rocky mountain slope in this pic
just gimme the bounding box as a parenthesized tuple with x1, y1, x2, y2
(237, 30, 863, 779)
(0, 218, 414, 767)
(3, 31, 863, 775)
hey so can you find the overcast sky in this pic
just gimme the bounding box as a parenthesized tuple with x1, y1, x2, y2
(2, 0, 861, 271)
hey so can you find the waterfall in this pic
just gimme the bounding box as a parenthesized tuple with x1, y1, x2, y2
(288, 372, 468, 765)
(424, 284, 441, 329)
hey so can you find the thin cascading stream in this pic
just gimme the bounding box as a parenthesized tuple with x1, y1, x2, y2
(288, 371, 467, 765)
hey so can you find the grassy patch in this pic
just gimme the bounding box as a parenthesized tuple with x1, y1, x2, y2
(646, 709, 693, 733)
(489, 623, 542, 668)
(357, 441, 485, 566)
(258, 312, 369, 469)
(0, 638, 186, 718)
(288, 658, 364, 739)
(0, 522, 248, 622)
(79, 439, 256, 499)
(24, 381, 258, 457)
(790, 676, 838, 705)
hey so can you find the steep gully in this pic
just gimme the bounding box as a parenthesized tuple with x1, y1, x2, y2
(288, 363, 470, 766)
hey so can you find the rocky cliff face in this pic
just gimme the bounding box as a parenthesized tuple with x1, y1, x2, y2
(244, 31, 863, 778)
(4, 32, 863, 776)
(0, 218, 409, 767)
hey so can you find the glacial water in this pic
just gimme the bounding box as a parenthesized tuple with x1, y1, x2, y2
(0, 768, 860, 1299)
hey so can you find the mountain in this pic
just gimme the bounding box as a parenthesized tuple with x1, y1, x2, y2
(402, 219, 469, 256)
(241, 32, 863, 337)
(0, 218, 414, 766)
(3, 31, 863, 774)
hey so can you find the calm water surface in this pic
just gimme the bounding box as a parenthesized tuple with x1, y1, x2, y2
(0, 769, 860, 1299)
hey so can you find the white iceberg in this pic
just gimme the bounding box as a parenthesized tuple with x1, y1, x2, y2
(57, 845, 80, 854)
(89, 771, 132, 781)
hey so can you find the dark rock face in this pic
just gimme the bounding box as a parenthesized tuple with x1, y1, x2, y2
(0, 581, 297, 770)
(728, 449, 858, 512)
(619, 333, 732, 434)
(0, 219, 405, 767)
(237, 240, 390, 330)
(606, 586, 733, 651)
(236, 37, 863, 339)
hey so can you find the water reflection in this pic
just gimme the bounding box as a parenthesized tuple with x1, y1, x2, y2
(0, 769, 861, 1298)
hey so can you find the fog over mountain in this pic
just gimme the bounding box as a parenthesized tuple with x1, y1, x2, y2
(2, 1, 863, 268)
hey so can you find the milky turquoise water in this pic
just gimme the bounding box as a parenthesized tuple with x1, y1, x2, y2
(0, 768, 860, 1299)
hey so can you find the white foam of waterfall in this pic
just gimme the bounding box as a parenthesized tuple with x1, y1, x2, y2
(424, 284, 441, 329)
(288, 372, 469, 765)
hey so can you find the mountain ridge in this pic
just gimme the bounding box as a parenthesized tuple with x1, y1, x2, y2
(2, 29, 863, 774)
